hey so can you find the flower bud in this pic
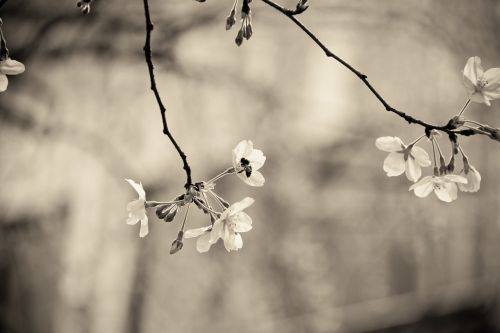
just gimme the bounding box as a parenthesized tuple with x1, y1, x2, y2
(169, 239, 183, 254)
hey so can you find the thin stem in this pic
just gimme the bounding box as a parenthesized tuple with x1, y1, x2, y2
(180, 204, 191, 231)
(208, 191, 226, 210)
(409, 134, 426, 147)
(457, 98, 471, 117)
(206, 167, 235, 185)
(260, 0, 500, 143)
(464, 119, 484, 127)
(431, 139, 437, 167)
(193, 198, 221, 215)
(142, 0, 192, 188)
(145, 199, 183, 208)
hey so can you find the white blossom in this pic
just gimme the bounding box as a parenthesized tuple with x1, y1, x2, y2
(232, 140, 266, 187)
(184, 197, 254, 253)
(0, 58, 25, 93)
(375, 136, 431, 182)
(409, 174, 467, 202)
(463, 56, 500, 106)
(458, 165, 481, 193)
(125, 179, 149, 237)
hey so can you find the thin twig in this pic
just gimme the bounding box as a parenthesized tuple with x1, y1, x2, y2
(142, 0, 192, 188)
(260, 0, 500, 143)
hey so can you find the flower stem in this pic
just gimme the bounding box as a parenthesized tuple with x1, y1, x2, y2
(409, 134, 426, 146)
(206, 167, 235, 185)
(457, 98, 471, 117)
(180, 204, 191, 231)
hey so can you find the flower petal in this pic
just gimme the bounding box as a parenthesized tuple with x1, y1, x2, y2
(223, 232, 242, 252)
(239, 170, 265, 187)
(458, 167, 481, 192)
(375, 137, 405, 152)
(184, 226, 211, 238)
(233, 140, 252, 161)
(0, 58, 25, 75)
(126, 215, 140, 225)
(434, 182, 457, 202)
(139, 216, 149, 238)
(411, 146, 431, 167)
(246, 149, 266, 170)
(209, 219, 224, 244)
(233, 212, 253, 233)
(409, 176, 434, 198)
(462, 74, 476, 94)
(196, 232, 212, 253)
(483, 68, 500, 86)
(228, 197, 255, 216)
(405, 156, 422, 182)
(0, 74, 7, 92)
(463, 56, 483, 85)
(125, 179, 146, 200)
(383, 152, 405, 177)
(443, 174, 468, 184)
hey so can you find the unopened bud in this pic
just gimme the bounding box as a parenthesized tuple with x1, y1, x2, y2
(169, 238, 183, 254)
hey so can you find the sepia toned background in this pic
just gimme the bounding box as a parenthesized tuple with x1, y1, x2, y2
(1, 0, 500, 332)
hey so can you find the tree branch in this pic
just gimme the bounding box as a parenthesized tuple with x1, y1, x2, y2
(142, 0, 192, 188)
(260, 0, 500, 144)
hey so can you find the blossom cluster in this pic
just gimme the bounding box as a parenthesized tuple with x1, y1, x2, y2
(376, 56, 499, 202)
(126, 140, 266, 254)
(195, 0, 309, 46)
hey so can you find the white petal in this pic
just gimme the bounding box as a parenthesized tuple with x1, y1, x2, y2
(483, 68, 500, 86)
(209, 219, 224, 244)
(223, 232, 242, 252)
(233, 212, 253, 233)
(246, 149, 266, 170)
(239, 170, 265, 187)
(405, 156, 421, 182)
(458, 167, 481, 192)
(127, 215, 139, 225)
(443, 174, 468, 184)
(139, 216, 149, 238)
(0, 74, 7, 92)
(196, 232, 212, 253)
(233, 140, 251, 161)
(462, 74, 476, 94)
(375, 137, 405, 152)
(0, 58, 25, 75)
(184, 226, 211, 238)
(228, 197, 254, 216)
(125, 179, 146, 200)
(434, 182, 457, 202)
(463, 56, 483, 85)
(411, 146, 431, 167)
(470, 91, 487, 104)
(409, 176, 434, 198)
(383, 152, 406, 177)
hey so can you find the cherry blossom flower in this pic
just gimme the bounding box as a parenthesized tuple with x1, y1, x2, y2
(184, 197, 254, 253)
(232, 140, 266, 187)
(375, 136, 431, 182)
(463, 56, 500, 106)
(409, 174, 467, 202)
(0, 58, 25, 93)
(458, 165, 481, 193)
(125, 179, 149, 237)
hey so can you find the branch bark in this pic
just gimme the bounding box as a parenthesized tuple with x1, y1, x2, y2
(142, 0, 192, 188)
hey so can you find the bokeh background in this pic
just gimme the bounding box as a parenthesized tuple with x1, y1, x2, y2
(1, 0, 500, 332)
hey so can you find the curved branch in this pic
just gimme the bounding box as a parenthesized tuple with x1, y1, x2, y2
(261, 0, 500, 143)
(142, 0, 192, 188)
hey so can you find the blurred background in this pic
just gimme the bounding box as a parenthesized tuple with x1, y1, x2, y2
(1, 0, 500, 332)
